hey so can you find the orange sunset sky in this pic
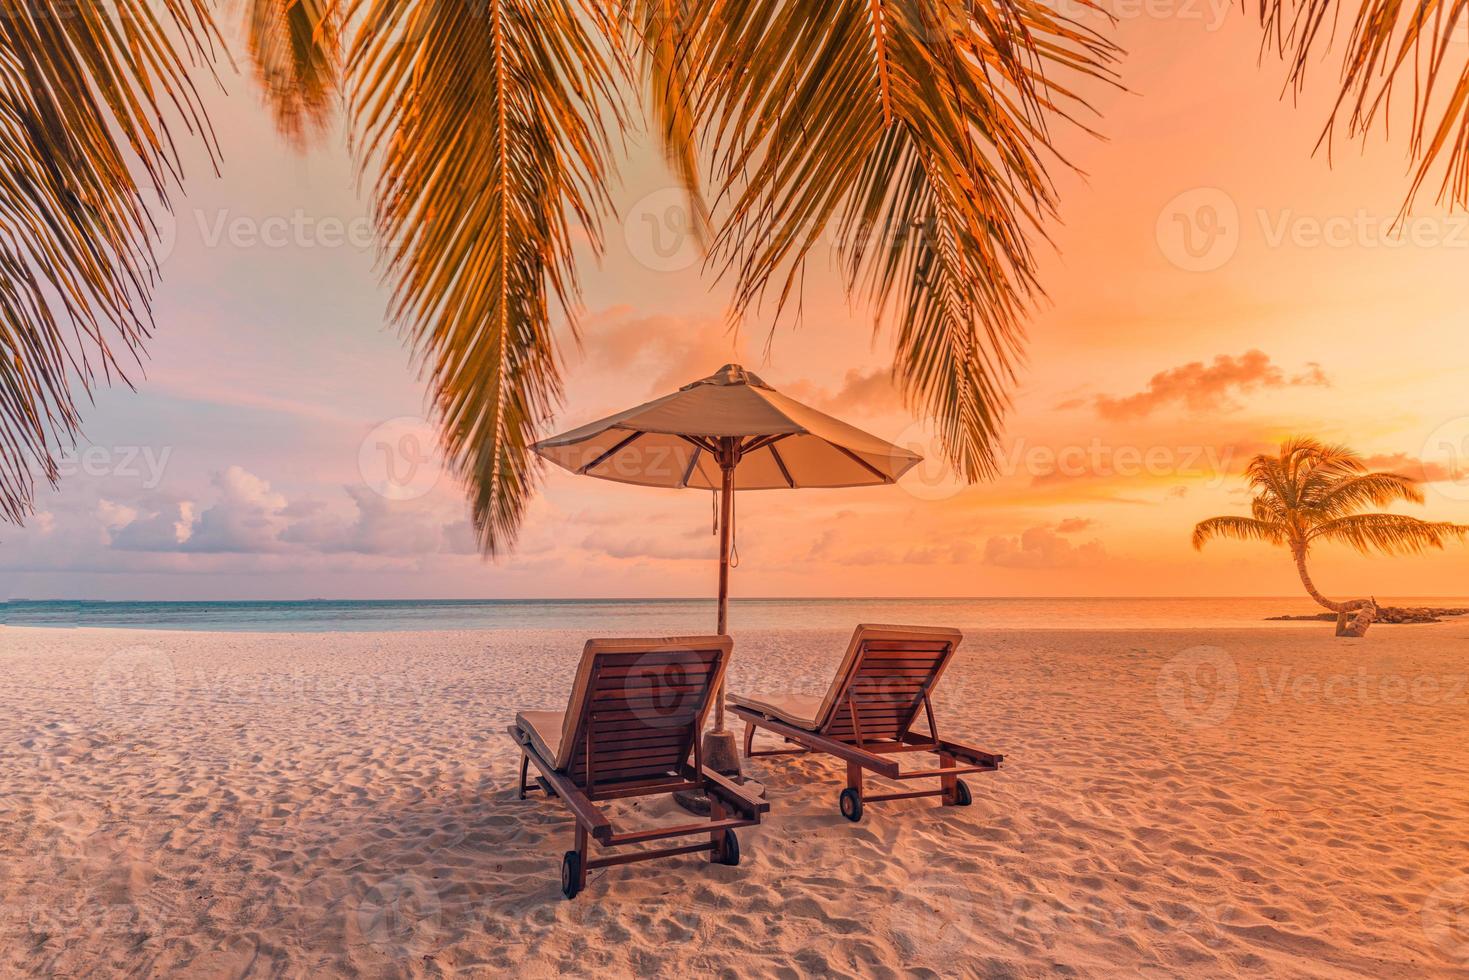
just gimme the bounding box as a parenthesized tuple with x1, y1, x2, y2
(3, 8, 1467, 601)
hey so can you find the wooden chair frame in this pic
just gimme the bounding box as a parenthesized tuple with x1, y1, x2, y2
(508, 642, 768, 897)
(730, 628, 1001, 818)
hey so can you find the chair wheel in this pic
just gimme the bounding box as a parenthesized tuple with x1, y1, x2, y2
(839, 787, 863, 822)
(952, 779, 972, 806)
(561, 850, 582, 899)
(717, 830, 740, 866)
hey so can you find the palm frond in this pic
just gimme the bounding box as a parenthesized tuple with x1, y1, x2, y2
(1308, 512, 1469, 555)
(623, 0, 710, 242)
(1192, 515, 1288, 550)
(0, 0, 220, 524)
(1244, 449, 1292, 508)
(1308, 470, 1425, 518)
(687, 0, 1119, 480)
(1258, 0, 1469, 210)
(348, 0, 622, 553)
(244, 0, 343, 147)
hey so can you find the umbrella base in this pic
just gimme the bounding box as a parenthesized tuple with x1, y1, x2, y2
(675, 730, 749, 815)
(674, 780, 766, 816)
(701, 729, 743, 776)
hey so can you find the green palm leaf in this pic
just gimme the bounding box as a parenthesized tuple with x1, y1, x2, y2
(684, 0, 1119, 480)
(1197, 437, 1468, 611)
(1308, 513, 1468, 555)
(1259, 0, 1469, 209)
(243, 0, 343, 147)
(623, 0, 710, 243)
(1308, 471, 1425, 518)
(1192, 516, 1287, 549)
(348, 0, 622, 553)
(0, 0, 219, 524)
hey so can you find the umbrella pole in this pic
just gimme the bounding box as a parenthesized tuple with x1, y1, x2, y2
(713, 456, 734, 730)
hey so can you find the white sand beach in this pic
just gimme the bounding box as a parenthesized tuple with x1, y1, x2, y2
(3, 622, 1469, 978)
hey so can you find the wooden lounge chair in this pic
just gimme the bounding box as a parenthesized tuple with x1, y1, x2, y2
(728, 624, 1001, 822)
(508, 636, 768, 898)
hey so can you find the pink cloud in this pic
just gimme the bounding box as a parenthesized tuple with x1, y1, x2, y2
(1360, 453, 1454, 483)
(984, 525, 1107, 569)
(1090, 351, 1330, 420)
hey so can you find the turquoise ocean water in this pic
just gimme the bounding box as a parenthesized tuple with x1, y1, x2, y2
(4, 596, 1467, 633)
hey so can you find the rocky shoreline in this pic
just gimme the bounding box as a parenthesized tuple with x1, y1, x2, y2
(1266, 606, 1469, 625)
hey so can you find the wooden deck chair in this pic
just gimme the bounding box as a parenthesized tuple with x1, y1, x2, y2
(508, 636, 768, 898)
(728, 625, 1001, 822)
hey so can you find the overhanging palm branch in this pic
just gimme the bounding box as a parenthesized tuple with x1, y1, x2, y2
(0, 0, 218, 524)
(1259, 0, 1469, 210)
(670, 0, 1120, 480)
(624, 0, 710, 243)
(244, 0, 343, 147)
(348, 0, 622, 552)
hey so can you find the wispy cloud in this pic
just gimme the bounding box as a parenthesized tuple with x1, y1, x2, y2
(1086, 351, 1330, 420)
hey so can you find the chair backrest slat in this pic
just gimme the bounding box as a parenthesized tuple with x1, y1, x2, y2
(558, 636, 730, 790)
(816, 626, 960, 742)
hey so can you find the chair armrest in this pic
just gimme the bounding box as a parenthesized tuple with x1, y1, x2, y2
(701, 768, 770, 816)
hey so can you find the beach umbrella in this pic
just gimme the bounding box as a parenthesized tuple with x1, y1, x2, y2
(534, 363, 922, 767)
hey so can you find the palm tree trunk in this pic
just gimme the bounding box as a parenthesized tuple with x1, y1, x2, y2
(1291, 542, 1348, 613)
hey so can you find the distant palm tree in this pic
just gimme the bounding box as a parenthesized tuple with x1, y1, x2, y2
(1193, 439, 1468, 612)
(4, 1, 1467, 556)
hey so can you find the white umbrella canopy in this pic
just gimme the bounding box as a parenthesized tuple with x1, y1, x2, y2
(534, 363, 921, 490)
(533, 363, 922, 762)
